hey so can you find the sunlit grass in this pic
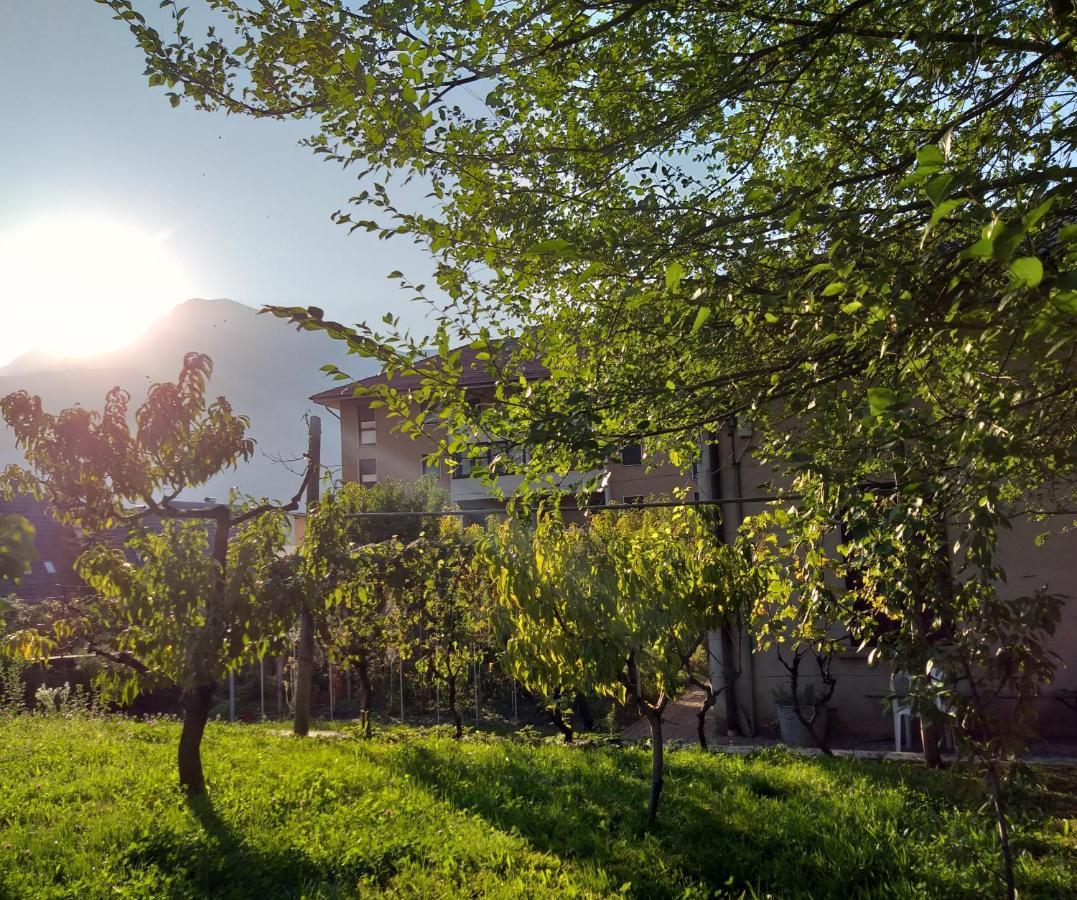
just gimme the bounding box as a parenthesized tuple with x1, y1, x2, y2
(0, 717, 1074, 898)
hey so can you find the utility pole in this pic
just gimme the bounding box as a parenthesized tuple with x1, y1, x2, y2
(293, 414, 320, 736)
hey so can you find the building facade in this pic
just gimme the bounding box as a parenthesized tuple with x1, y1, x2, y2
(313, 350, 1077, 748)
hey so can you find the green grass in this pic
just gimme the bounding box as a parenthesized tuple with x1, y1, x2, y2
(0, 718, 1074, 899)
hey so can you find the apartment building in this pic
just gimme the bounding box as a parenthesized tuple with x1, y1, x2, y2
(312, 349, 1077, 747)
(310, 346, 697, 514)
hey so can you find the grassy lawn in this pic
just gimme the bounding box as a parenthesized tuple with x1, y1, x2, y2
(0, 718, 1074, 898)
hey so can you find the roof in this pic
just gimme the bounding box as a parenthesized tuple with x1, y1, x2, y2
(0, 496, 85, 602)
(310, 345, 549, 405)
(0, 497, 233, 603)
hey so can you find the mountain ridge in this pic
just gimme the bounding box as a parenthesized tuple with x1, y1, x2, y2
(0, 298, 377, 501)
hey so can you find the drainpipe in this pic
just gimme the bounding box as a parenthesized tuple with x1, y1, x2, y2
(729, 419, 758, 736)
(711, 428, 743, 736)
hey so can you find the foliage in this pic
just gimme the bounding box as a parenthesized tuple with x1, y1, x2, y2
(101, 0, 1076, 515)
(486, 504, 747, 816)
(0, 513, 36, 583)
(299, 477, 449, 732)
(74, 514, 293, 701)
(0, 353, 312, 793)
(402, 516, 493, 738)
(2, 717, 1077, 899)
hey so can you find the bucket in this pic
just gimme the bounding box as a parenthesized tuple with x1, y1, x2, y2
(775, 703, 829, 747)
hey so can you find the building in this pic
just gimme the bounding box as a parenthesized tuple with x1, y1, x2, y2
(0, 495, 84, 602)
(312, 350, 1077, 748)
(310, 345, 698, 515)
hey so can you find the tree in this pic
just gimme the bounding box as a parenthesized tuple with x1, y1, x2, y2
(299, 477, 448, 736)
(100, 1, 1075, 504)
(0, 354, 312, 795)
(745, 470, 1065, 896)
(405, 516, 491, 739)
(487, 504, 734, 820)
(102, 5, 1075, 882)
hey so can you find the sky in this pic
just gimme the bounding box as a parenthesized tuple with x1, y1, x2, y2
(0, 0, 437, 367)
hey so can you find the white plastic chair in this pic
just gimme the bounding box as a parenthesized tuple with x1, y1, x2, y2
(891, 672, 914, 752)
(892, 669, 955, 752)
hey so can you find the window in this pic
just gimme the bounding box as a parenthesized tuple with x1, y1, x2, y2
(359, 406, 376, 446)
(619, 443, 643, 466)
(42, 560, 57, 575)
(452, 454, 476, 479)
(358, 458, 377, 485)
(421, 456, 441, 478)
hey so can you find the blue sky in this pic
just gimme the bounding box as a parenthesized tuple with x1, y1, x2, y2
(0, 0, 437, 363)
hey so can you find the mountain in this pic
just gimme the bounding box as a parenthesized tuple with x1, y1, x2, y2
(0, 298, 377, 501)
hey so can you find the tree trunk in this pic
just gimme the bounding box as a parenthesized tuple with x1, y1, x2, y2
(921, 718, 943, 768)
(357, 653, 372, 739)
(719, 624, 741, 735)
(697, 686, 718, 750)
(447, 674, 463, 740)
(178, 683, 215, 795)
(647, 711, 664, 821)
(573, 691, 595, 731)
(292, 609, 315, 736)
(987, 766, 1016, 900)
(552, 706, 574, 743)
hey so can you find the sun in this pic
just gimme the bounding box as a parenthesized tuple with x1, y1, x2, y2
(0, 214, 195, 367)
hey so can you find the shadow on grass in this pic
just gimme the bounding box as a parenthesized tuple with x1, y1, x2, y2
(117, 793, 379, 899)
(396, 742, 993, 900)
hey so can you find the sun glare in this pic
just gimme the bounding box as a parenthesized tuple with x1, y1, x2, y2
(0, 214, 195, 367)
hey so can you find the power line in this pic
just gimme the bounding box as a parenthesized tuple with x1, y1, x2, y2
(341, 495, 794, 518)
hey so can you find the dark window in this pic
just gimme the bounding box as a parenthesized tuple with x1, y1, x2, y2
(358, 458, 377, 485)
(359, 407, 376, 446)
(619, 443, 643, 466)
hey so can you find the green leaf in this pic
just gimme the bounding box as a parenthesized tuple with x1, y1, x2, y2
(841, 300, 863, 314)
(1010, 256, 1043, 288)
(821, 282, 846, 297)
(665, 261, 685, 293)
(992, 226, 1025, 262)
(867, 387, 898, 416)
(1023, 197, 1054, 230)
(959, 238, 994, 260)
(525, 239, 577, 258)
(928, 198, 967, 229)
(691, 306, 711, 334)
(1056, 271, 1077, 292)
(916, 145, 945, 167)
(925, 173, 954, 207)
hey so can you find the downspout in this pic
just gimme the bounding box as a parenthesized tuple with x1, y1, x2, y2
(713, 426, 743, 736)
(729, 419, 758, 736)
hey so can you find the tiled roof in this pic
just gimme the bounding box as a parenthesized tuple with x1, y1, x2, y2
(0, 497, 230, 603)
(311, 345, 548, 404)
(0, 496, 85, 602)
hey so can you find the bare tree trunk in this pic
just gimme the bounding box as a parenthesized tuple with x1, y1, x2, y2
(294, 414, 321, 737)
(178, 683, 215, 795)
(647, 711, 664, 821)
(447, 674, 462, 740)
(573, 691, 594, 731)
(696, 686, 718, 750)
(921, 718, 943, 768)
(552, 706, 574, 743)
(292, 609, 315, 736)
(987, 766, 1016, 900)
(357, 652, 372, 739)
